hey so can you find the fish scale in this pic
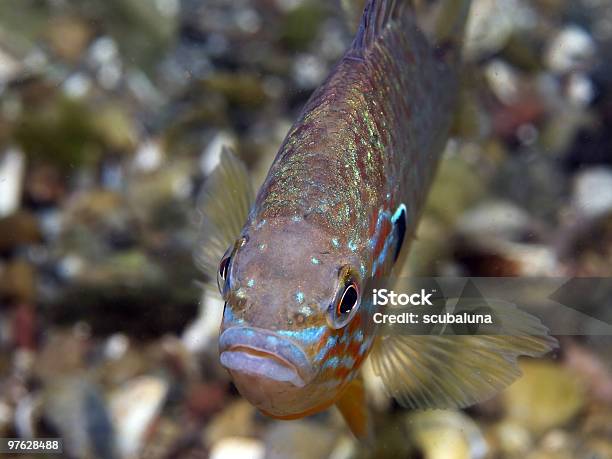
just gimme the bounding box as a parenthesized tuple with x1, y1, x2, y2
(254, 22, 454, 265)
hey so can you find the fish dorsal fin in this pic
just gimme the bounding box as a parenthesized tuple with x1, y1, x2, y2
(369, 300, 558, 409)
(352, 0, 412, 51)
(195, 147, 254, 288)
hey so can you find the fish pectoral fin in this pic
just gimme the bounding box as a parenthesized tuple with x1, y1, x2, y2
(194, 147, 254, 289)
(369, 301, 558, 409)
(335, 375, 374, 442)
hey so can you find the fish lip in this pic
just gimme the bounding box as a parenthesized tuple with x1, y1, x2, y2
(219, 326, 316, 386)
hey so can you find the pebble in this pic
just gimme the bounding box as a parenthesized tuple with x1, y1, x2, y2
(133, 139, 164, 173)
(457, 200, 532, 241)
(546, 26, 596, 74)
(465, 0, 527, 59)
(263, 421, 338, 459)
(182, 292, 225, 353)
(0, 260, 36, 304)
(0, 46, 20, 85)
(46, 16, 93, 62)
(0, 148, 25, 217)
(186, 381, 226, 419)
(572, 167, 612, 219)
(406, 410, 488, 459)
(492, 420, 533, 456)
(0, 399, 11, 436)
(485, 59, 521, 105)
(209, 436, 264, 459)
(43, 377, 116, 459)
(204, 399, 257, 447)
(503, 361, 584, 434)
(34, 329, 87, 381)
(109, 375, 168, 459)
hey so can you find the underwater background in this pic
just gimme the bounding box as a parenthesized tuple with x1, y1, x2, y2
(0, 0, 611, 458)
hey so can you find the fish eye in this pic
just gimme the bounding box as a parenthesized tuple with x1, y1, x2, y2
(217, 254, 232, 295)
(329, 267, 361, 329)
(337, 282, 359, 316)
(217, 237, 247, 296)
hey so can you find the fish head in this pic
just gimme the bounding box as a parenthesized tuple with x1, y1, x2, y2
(217, 216, 376, 417)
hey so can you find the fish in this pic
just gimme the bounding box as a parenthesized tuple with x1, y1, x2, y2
(195, 0, 557, 440)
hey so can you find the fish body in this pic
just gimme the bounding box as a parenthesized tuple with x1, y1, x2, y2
(221, 0, 453, 418)
(197, 0, 556, 440)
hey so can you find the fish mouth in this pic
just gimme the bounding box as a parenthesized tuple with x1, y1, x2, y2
(219, 326, 315, 388)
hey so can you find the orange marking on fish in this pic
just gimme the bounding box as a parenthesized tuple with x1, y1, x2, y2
(373, 218, 392, 259)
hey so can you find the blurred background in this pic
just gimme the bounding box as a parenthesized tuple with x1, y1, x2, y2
(0, 0, 611, 458)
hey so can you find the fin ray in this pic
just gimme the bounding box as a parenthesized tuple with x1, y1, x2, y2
(370, 300, 558, 409)
(352, 0, 412, 51)
(195, 147, 254, 286)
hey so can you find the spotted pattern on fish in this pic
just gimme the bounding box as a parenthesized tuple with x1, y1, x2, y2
(216, 0, 461, 421)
